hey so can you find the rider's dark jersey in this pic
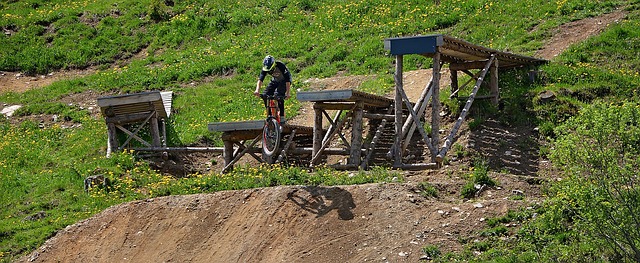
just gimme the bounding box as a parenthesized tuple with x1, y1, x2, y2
(258, 61, 291, 83)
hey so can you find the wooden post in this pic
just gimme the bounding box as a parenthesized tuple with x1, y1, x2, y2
(450, 70, 458, 99)
(223, 139, 234, 169)
(106, 122, 118, 157)
(393, 55, 404, 166)
(312, 105, 323, 165)
(490, 58, 499, 105)
(431, 51, 441, 161)
(149, 112, 161, 147)
(161, 119, 167, 147)
(349, 100, 364, 166)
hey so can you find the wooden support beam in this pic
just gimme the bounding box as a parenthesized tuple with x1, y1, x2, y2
(431, 51, 442, 160)
(401, 76, 433, 138)
(130, 147, 225, 153)
(321, 109, 350, 148)
(363, 112, 395, 120)
(450, 72, 476, 98)
(450, 70, 458, 99)
(490, 58, 499, 105)
(313, 106, 323, 161)
(116, 111, 155, 147)
(450, 60, 491, 71)
(311, 108, 352, 165)
(437, 54, 496, 163)
(292, 147, 353, 155)
(234, 141, 262, 162)
(392, 163, 439, 170)
(392, 55, 404, 166)
(222, 135, 261, 173)
(401, 78, 433, 154)
(149, 113, 161, 147)
(161, 119, 167, 147)
(116, 124, 152, 147)
(223, 140, 234, 169)
(396, 73, 436, 156)
(349, 100, 364, 166)
(277, 129, 297, 163)
(106, 122, 118, 157)
(314, 102, 356, 111)
(105, 111, 155, 125)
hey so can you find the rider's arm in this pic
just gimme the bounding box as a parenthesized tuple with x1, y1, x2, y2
(254, 79, 263, 96)
(255, 71, 267, 96)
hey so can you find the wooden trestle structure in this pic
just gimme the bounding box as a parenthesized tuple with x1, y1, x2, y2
(383, 34, 546, 167)
(98, 91, 173, 157)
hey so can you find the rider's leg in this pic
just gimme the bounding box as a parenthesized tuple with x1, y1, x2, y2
(275, 83, 286, 124)
(264, 83, 277, 117)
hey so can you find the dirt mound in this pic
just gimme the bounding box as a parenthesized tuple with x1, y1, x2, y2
(20, 178, 542, 263)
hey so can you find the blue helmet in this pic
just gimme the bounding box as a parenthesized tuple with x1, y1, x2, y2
(262, 55, 275, 71)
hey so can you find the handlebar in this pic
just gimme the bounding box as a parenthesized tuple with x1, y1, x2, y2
(260, 94, 286, 100)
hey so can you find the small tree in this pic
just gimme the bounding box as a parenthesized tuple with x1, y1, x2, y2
(551, 102, 640, 262)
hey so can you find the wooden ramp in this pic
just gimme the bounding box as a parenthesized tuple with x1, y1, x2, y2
(98, 91, 173, 157)
(208, 120, 315, 172)
(296, 89, 413, 170)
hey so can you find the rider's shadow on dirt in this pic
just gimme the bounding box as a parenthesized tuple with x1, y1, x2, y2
(287, 186, 356, 220)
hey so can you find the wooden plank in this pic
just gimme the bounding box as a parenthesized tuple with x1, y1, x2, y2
(98, 91, 168, 118)
(98, 91, 162, 108)
(297, 89, 355, 101)
(208, 120, 264, 132)
(297, 89, 392, 108)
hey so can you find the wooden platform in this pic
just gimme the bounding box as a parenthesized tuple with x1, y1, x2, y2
(297, 89, 393, 108)
(384, 34, 546, 69)
(208, 120, 314, 141)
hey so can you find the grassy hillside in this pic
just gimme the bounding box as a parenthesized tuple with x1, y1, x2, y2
(1, 0, 639, 261)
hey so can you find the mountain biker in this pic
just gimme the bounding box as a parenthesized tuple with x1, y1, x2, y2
(253, 55, 291, 125)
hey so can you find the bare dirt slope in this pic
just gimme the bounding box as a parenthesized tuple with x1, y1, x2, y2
(14, 10, 626, 263)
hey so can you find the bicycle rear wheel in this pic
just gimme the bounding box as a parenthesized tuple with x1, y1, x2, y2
(262, 117, 281, 163)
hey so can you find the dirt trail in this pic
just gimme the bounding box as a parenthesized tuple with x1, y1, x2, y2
(14, 10, 626, 263)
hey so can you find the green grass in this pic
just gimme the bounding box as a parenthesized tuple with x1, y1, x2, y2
(1, 0, 639, 261)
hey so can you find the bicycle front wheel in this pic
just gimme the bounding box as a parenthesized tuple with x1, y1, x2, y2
(262, 117, 281, 163)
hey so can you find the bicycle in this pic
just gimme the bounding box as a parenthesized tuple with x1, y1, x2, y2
(260, 94, 285, 164)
